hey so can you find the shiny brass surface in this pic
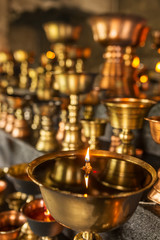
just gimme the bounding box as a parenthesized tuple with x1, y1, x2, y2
(13, 50, 28, 62)
(0, 210, 26, 240)
(6, 192, 33, 211)
(22, 198, 63, 237)
(55, 73, 96, 96)
(103, 98, 156, 155)
(35, 100, 60, 152)
(81, 119, 107, 149)
(145, 116, 160, 144)
(6, 163, 40, 195)
(88, 14, 148, 97)
(55, 73, 96, 151)
(88, 14, 147, 47)
(43, 22, 81, 43)
(28, 150, 156, 237)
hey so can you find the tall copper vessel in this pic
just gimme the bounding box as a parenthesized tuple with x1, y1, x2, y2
(89, 13, 149, 97)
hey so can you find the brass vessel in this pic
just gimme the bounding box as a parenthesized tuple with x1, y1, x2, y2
(89, 14, 149, 97)
(28, 149, 156, 240)
(0, 210, 26, 240)
(35, 99, 60, 152)
(22, 198, 63, 238)
(55, 73, 96, 150)
(145, 116, 160, 203)
(103, 98, 156, 155)
(81, 119, 107, 149)
(43, 22, 81, 43)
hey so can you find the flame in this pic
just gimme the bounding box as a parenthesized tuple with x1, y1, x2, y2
(85, 147, 90, 162)
(44, 208, 50, 217)
(46, 51, 55, 59)
(155, 61, 160, 73)
(85, 175, 89, 188)
(140, 75, 148, 83)
(132, 56, 140, 68)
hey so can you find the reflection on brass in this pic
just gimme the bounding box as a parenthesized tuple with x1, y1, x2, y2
(20, 222, 38, 240)
(22, 198, 63, 238)
(13, 50, 29, 89)
(145, 116, 160, 144)
(6, 192, 33, 211)
(145, 117, 160, 204)
(12, 108, 30, 138)
(89, 14, 149, 97)
(43, 22, 81, 43)
(81, 119, 107, 149)
(55, 73, 96, 150)
(0, 210, 26, 240)
(28, 150, 156, 240)
(104, 98, 156, 155)
(35, 101, 59, 152)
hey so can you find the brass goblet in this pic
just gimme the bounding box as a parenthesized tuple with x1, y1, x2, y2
(43, 22, 81, 43)
(54, 73, 96, 151)
(145, 116, 160, 203)
(88, 13, 149, 97)
(81, 119, 107, 149)
(28, 149, 156, 240)
(103, 98, 156, 155)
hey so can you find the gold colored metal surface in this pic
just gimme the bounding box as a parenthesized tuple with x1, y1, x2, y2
(28, 150, 156, 236)
(22, 198, 63, 237)
(13, 50, 28, 62)
(6, 192, 33, 211)
(0, 210, 26, 240)
(81, 119, 107, 149)
(55, 73, 95, 151)
(145, 116, 160, 144)
(88, 14, 147, 47)
(43, 22, 81, 43)
(103, 98, 156, 155)
(88, 14, 148, 97)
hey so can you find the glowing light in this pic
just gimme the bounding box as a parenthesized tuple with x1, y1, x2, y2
(132, 56, 140, 68)
(155, 61, 160, 73)
(85, 175, 89, 188)
(46, 51, 55, 59)
(140, 75, 148, 83)
(158, 48, 160, 54)
(85, 147, 90, 162)
(84, 194, 88, 198)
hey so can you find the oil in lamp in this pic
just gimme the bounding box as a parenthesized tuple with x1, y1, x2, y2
(54, 72, 96, 150)
(28, 149, 156, 240)
(88, 13, 149, 98)
(22, 198, 63, 240)
(103, 98, 156, 155)
(145, 116, 160, 204)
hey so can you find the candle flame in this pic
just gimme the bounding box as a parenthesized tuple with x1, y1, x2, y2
(44, 208, 50, 217)
(85, 147, 90, 162)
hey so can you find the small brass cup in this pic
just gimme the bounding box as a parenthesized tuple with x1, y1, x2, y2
(0, 210, 26, 240)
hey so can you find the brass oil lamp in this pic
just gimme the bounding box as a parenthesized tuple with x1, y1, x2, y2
(54, 73, 96, 151)
(145, 116, 160, 204)
(43, 22, 90, 74)
(81, 119, 107, 149)
(22, 198, 63, 240)
(13, 49, 29, 89)
(88, 13, 149, 97)
(28, 149, 156, 240)
(35, 99, 61, 152)
(103, 98, 156, 155)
